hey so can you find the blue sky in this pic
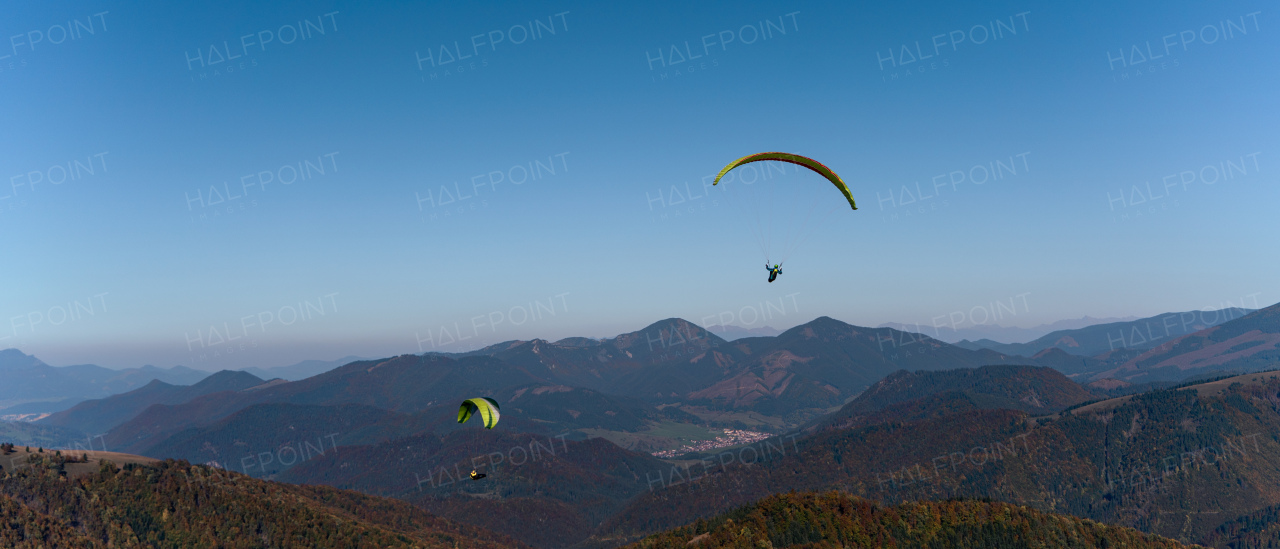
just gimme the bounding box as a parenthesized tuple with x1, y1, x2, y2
(1, 0, 1276, 370)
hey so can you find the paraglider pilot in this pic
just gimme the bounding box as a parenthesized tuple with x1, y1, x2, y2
(766, 263, 782, 283)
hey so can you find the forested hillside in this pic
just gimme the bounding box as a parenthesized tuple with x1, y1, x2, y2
(626, 491, 1195, 548)
(598, 373, 1280, 547)
(0, 448, 525, 548)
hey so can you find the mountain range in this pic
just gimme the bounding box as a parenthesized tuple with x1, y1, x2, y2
(880, 314, 1140, 344)
(0, 352, 378, 419)
(74, 316, 1057, 460)
(951, 307, 1255, 358)
(8, 301, 1280, 547)
(0, 349, 208, 414)
(238, 355, 369, 381)
(41, 370, 267, 436)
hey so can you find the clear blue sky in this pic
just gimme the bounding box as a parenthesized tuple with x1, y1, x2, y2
(2, 0, 1276, 370)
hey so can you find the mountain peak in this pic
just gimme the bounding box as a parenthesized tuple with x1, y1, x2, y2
(1031, 346, 1072, 359)
(552, 337, 601, 347)
(611, 318, 726, 351)
(808, 316, 857, 329)
(193, 370, 265, 389)
(778, 316, 857, 339)
(0, 348, 46, 370)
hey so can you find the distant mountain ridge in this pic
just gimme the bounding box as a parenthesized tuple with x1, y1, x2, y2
(706, 325, 782, 341)
(0, 348, 209, 411)
(42, 370, 266, 435)
(240, 355, 368, 381)
(952, 307, 1254, 357)
(880, 315, 1140, 344)
(1088, 302, 1280, 382)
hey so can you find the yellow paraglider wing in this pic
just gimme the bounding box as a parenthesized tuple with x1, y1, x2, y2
(712, 152, 857, 210)
(457, 397, 501, 429)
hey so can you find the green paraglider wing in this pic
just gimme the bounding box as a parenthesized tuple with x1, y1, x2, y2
(457, 397, 501, 429)
(713, 152, 857, 210)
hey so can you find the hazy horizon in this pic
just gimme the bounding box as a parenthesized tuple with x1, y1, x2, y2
(4, 299, 1268, 372)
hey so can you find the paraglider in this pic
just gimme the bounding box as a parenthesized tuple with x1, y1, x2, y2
(713, 152, 857, 210)
(456, 398, 501, 479)
(766, 263, 782, 283)
(457, 397, 501, 429)
(712, 152, 858, 280)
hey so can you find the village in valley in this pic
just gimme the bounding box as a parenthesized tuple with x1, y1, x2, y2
(651, 429, 772, 458)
